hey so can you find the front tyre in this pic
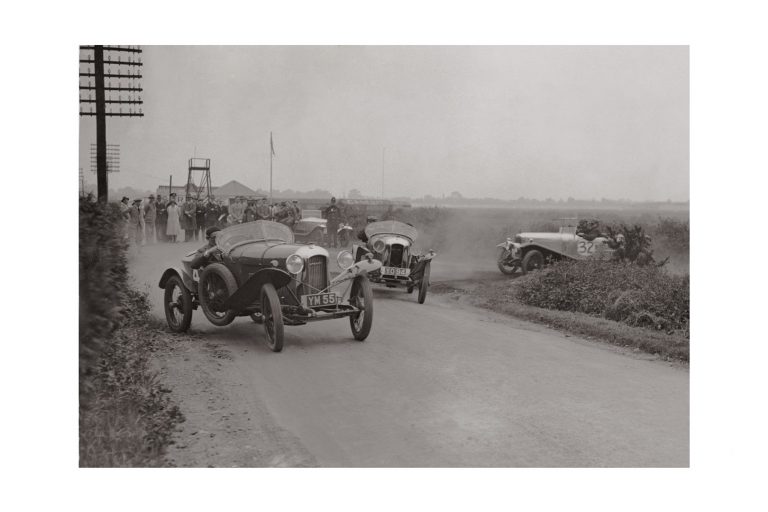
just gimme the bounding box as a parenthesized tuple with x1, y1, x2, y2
(521, 249, 544, 274)
(497, 248, 519, 275)
(164, 275, 193, 332)
(260, 282, 284, 352)
(349, 275, 374, 341)
(198, 263, 238, 326)
(417, 262, 431, 304)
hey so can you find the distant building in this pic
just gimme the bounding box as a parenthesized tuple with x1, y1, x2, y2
(213, 180, 260, 200)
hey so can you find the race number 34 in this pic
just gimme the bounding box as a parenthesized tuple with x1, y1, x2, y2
(577, 241, 595, 255)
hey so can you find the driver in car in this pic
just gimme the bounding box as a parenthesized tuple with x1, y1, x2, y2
(190, 226, 222, 269)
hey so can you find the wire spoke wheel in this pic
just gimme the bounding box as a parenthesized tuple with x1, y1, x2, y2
(198, 263, 238, 326)
(164, 275, 192, 332)
(497, 248, 519, 275)
(260, 282, 284, 352)
(349, 275, 373, 341)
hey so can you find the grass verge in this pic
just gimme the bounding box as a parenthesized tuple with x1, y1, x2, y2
(431, 276, 689, 363)
(79, 287, 184, 467)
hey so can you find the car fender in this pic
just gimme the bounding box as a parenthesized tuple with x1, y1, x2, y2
(159, 267, 196, 291)
(520, 242, 573, 260)
(223, 267, 292, 312)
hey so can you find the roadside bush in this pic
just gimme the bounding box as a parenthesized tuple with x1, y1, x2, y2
(515, 260, 689, 336)
(79, 196, 183, 466)
(80, 195, 129, 402)
(80, 288, 183, 467)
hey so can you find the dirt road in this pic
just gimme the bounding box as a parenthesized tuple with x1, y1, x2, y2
(130, 241, 688, 467)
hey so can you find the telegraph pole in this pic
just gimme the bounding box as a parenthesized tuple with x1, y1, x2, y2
(79, 45, 144, 203)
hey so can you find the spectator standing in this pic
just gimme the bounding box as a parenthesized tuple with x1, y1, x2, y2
(244, 201, 259, 223)
(143, 195, 157, 244)
(166, 193, 181, 243)
(217, 199, 229, 228)
(205, 199, 220, 230)
(292, 200, 302, 220)
(119, 196, 130, 220)
(195, 199, 206, 240)
(128, 198, 145, 245)
(323, 197, 342, 248)
(155, 195, 167, 242)
(257, 198, 271, 220)
(229, 197, 245, 224)
(182, 197, 198, 242)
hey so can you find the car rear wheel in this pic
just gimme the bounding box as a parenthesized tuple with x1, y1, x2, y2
(349, 275, 373, 341)
(521, 250, 544, 274)
(164, 275, 193, 332)
(497, 248, 519, 275)
(250, 313, 264, 324)
(198, 263, 238, 326)
(260, 283, 284, 352)
(417, 262, 431, 304)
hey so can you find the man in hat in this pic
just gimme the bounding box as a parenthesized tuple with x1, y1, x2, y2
(291, 200, 302, 221)
(181, 197, 198, 242)
(119, 196, 130, 220)
(155, 194, 167, 242)
(128, 198, 145, 245)
(143, 195, 157, 244)
(323, 197, 342, 248)
(190, 226, 222, 269)
(257, 198, 271, 220)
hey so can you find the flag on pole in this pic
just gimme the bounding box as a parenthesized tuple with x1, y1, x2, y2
(270, 132, 275, 157)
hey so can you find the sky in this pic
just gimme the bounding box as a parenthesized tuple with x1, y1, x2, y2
(78, 46, 689, 201)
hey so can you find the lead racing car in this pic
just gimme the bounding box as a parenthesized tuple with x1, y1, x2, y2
(496, 219, 616, 275)
(352, 220, 436, 304)
(159, 220, 382, 352)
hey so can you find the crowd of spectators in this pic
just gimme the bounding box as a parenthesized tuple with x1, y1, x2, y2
(118, 194, 307, 245)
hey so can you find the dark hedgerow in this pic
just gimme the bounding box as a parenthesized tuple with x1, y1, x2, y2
(79, 195, 183, 467)
(515, 259, 689, 337)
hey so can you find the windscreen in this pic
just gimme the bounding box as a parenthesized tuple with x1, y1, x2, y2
(216, 221, 294, 252)
(364, 220, 418, 242)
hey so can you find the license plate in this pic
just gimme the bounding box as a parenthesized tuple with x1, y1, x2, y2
(381, 266, 410, 277)
(303, 293, 340, 308)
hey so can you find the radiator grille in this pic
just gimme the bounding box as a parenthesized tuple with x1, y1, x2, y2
(303, 255, 327, 293)
(389, 244, 405, 266)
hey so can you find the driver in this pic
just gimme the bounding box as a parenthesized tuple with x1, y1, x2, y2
(190, 226, 222, 269)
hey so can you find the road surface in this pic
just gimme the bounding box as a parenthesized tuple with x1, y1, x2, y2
(129, 241, 689, 467)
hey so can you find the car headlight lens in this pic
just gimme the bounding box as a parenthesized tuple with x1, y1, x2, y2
(286, 254, 304, 274)
(372, 239, 385, 253)
(337, 250, 354, 269)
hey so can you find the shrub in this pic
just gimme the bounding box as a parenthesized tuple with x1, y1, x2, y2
(80, 195, 129, 403)
(516, 260, 689, 336)
(79, 196, 183, 466)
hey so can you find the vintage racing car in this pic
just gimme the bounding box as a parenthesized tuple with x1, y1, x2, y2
(352, 220, 435, 304)
(159, 220, 382, 352)
(496, 220, 615, 274)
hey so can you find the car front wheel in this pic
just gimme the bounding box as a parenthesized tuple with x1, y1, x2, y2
(198, 263, 238, 326)
(164, 275, 193, 332)
(497, 248, 519, 275)
(521, 250, 544, 274)
(260, 282, 284, 352)
(349, 275, 374, 341)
